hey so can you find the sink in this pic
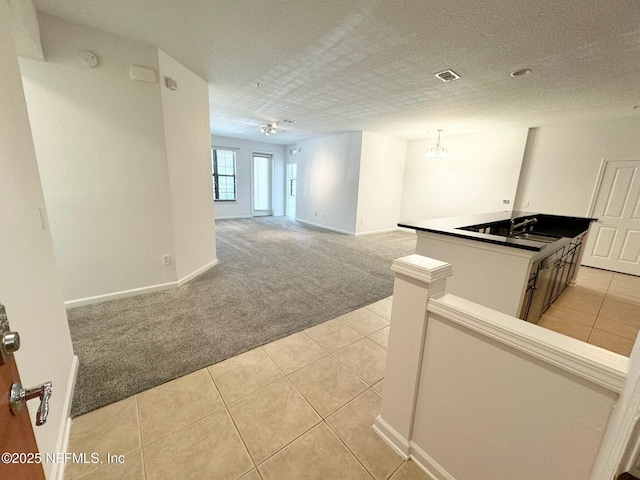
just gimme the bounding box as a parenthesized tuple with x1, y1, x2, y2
(509, 232, 562, 243)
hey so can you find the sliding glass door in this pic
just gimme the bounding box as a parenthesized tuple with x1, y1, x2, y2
(252, 154, 271, 216)
(286, 163, 297, 218)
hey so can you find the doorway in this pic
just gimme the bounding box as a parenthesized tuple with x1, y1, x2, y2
(252, 153, 272, 217)
(286, 163, 297, 218)
(582, 160, 640, 275)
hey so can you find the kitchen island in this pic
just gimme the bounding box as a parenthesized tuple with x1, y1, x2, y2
(399, 212, 595, 322)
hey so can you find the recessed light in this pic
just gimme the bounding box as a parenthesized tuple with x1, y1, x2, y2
(511, 68, 531, 77)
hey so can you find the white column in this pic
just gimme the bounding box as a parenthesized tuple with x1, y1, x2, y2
(374, 254, 452, 456)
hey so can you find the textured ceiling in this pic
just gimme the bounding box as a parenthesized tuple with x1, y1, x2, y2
(33, 0, 640, 144)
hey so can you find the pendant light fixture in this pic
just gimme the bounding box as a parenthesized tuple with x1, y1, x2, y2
(261, 122, 278, 136)
(425, 129, 448, 158)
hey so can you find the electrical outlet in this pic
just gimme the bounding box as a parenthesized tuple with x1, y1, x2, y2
(162, 254, 172, 266)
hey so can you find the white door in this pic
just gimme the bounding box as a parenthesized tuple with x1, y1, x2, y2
(252, 154, 271, 216)
(1, 4, 74, 476)
(582, 160, 640, 275)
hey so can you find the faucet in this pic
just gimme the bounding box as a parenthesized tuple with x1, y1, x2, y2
(509, 217, 537, 236)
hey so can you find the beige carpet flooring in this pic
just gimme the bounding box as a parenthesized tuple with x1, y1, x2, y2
(67, 217, 416, 416)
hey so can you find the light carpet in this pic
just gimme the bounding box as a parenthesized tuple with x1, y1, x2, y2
(67, 217, 416, 416)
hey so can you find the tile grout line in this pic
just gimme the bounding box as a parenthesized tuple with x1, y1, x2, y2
(135, 395, 148, 480)
(235, 344, 377, 473)
(261, 335, 383, 424)
(322, 411, 379, 480)
(541, 268, 632, 349)
(252, 416, 324, 470)
(208, 351, 285, 408)
(587, 271, 614, 344)
(330, 336, 387, 387)
(261, 333, 332, 376)
(286, 358, 368, 421)
(330, 348, 384, 388)
(579, 269, 640, 354)
(138, 407, 224, 450)
(205, 367, 258, 479)
(260, 346, 332, 423)
(136, 375, 227, 449)
(386, 460, 405, 480)
(214, 352, 323, 472)
(306, 320, 365, 351)
(223, 403, 259, 479)
(68, 398, 144, 480)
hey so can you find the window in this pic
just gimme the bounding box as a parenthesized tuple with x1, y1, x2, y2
(212, 148, 237, 201)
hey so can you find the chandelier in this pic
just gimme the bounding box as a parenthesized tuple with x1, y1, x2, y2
(261, 122, 278, 136)
(425, 129, 449, 158)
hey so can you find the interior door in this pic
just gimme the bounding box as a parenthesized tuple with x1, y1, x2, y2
(582, 160, 640, 275)
(1, 5, 67, 478)
(252, 154, 271, 216)
(0, 312, 45, 480)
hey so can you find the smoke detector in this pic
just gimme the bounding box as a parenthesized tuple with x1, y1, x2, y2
(434, 69, 461, 82)
(78, 50, 98, 67)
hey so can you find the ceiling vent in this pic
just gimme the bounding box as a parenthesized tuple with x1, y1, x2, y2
(434, 69, 461, 82)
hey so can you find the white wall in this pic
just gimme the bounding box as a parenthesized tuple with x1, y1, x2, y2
(295, 132, 363, 234)
(211, 135, 286, 219)
(356, 131, 407, 235)
(514, 117, 640, 217)
(19, 14, 176, 302)
(400, 128, 528, 222)
(412, 310, 618, 480)
(159, 50, 217, 282)
(1, 3, 75, 475)
(9, 0, 43, 60)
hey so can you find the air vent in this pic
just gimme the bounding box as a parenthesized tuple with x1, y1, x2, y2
(434, 69, 461, 82)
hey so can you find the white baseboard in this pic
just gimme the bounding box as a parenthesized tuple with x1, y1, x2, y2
(410, 442, 455, 480)
(355, 227, 400, 236)
(373, 415, 455, 480)
(49, 355, 78, 480)
(177, 259, 219, 287)
(398, 226, 417, 234)
(64, 281, 176, 308)
(295, 218, 355, 236)
(215, 215, 252, 220)
(373, 415, 410, 458)
(65, 259, 220, 308)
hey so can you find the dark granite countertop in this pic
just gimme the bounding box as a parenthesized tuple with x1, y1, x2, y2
(398, 211, 595, 253)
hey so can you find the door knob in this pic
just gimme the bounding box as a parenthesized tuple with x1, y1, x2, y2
(0, 303, 19, 365)
(1, 331, 20, 355)
(10, 381, 52, 426)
